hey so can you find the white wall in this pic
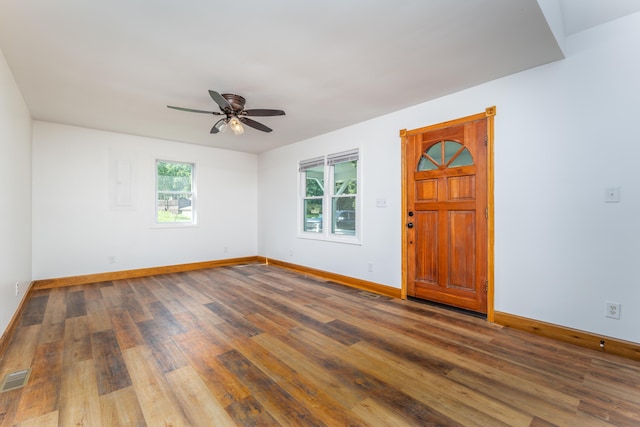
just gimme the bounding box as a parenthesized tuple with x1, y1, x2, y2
(258, 117, 403, 287)
(32, 122, 258, 279)
(0, 48, 32, 336)
(258, 12, 640, 344)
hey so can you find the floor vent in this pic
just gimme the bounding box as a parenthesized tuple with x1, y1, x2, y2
(359, 291, 381, 299)
(1, 369, 31, 392)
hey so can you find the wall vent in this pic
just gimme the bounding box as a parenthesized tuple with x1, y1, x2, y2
(0, 369, 31, 392)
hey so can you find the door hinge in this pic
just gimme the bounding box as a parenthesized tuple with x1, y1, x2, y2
(484, 135, 488, 146)
(485, 208, 488, 219)
(485, 280, 488, 293)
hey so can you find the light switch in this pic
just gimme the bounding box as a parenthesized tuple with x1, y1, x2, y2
(376, 197, 387, 207)
(605, 187, 620, 203)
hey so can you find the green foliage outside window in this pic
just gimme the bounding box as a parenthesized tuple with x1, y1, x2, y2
(157, 161, 192, 192)
(156, 161, 194, 223)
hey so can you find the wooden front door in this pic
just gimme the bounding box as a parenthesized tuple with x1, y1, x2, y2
(402, 110, 493, 314)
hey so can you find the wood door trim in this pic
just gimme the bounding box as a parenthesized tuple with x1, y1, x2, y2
(403, 108, 492, 137)
(400, 106, 496, 321)
(486, 107, 496, 322)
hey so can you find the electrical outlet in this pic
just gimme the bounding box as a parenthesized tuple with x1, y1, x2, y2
(604, 187, 620, 203)
(15, 282, 19, 297)
(605, 302, 621, 319)
(108, 256, 116, 264)
(368, 262, 374, 272)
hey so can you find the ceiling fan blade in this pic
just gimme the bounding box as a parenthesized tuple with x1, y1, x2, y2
(240, 117, 273, 133)
(209, 90, 231, 111)
(243, 109, 286, 117)
(167, 105, 220, 114)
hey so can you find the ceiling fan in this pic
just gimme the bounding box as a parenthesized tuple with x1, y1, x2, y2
(167, 90, 285, 135)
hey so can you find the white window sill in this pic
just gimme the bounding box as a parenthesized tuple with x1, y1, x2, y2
(297, 232, 361, 245)
(151, 222, 199, 229)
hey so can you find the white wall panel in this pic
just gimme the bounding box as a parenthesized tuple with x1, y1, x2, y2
(0, 48, 32, 336)
(32, 122, 258, 279)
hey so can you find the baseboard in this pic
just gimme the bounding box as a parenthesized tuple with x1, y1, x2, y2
(494, 311, 640, 362)
(30, 255, 399, 297)
(0, 281, 34, 356)
(259, 257, 402, 299)
(30, 257, 400, 299)
(32, 256, 261, 290)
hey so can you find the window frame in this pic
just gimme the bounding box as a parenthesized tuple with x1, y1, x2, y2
(153, 159, 197, 228)
(300, 156, 325, 234)
(298, 149, 361, 244)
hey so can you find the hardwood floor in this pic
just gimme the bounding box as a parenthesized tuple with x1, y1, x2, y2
(1, 263, 639, 426)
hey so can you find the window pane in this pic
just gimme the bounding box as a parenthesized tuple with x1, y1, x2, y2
(332, 196, 355, 235)
(157, 161, 192, 191)
(334, 161, 357, 195)
(444, 141, 463, 164)
(448, 147, 474, 167)
(305, 166, 324, 197)
(156, 160, 194, 224)
(304, 199, 323, 232)
(157, 193, 193, 223)
(426, 142, 442, 164)
(417, 156, 438, 171)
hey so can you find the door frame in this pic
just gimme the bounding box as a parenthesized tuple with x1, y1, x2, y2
(400, 106, 496, 322)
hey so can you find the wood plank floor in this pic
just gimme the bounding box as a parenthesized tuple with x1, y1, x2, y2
(1, 263, 640, 426)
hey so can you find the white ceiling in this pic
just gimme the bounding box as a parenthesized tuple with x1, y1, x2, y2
(560, 0, 640, 35)
(0, 1, 639, 154)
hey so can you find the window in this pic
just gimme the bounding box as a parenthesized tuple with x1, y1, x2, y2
(417, 140, 473, 171)
(329, 150, 358, 236)
(300, 157, 325, 233)
(155, 160, 195, 224)
(299, 149, 359, 241)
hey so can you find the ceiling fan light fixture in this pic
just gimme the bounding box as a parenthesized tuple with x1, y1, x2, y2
(215, 119, 227, 132)
(228, 116, 244, 135)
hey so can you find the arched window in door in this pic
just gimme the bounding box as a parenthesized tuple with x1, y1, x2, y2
(417, 140, 473, 171)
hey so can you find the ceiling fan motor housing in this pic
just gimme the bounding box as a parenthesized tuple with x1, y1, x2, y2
(221, 94, 246, 112)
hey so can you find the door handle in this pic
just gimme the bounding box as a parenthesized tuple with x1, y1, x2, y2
(407, 222, 414, 228)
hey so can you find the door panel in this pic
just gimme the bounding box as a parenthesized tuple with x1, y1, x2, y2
(415, 211, 438, 284)
(448, 210, 475, 290)
(404, 115, 488, 314)
(415, 179, 438, 201)
(448, 176, 475, 200)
